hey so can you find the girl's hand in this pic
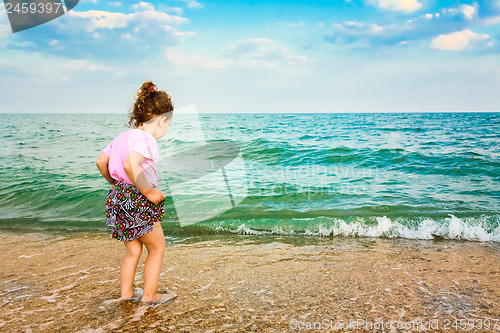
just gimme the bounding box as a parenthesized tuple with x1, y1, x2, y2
(145, 188, 165, 205)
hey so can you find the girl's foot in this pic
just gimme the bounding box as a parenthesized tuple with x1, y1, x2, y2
(119, 288, 143, 302)
(140, 290, 178, 305)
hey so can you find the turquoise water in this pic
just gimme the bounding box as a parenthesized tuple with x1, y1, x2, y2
(0, 112, 499, 242)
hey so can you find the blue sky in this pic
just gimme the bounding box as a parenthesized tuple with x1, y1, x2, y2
(0, 0, 499, 113)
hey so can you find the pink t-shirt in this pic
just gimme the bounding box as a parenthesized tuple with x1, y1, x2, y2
(102, 128, 158, 188)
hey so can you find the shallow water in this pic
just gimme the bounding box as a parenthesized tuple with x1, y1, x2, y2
(1, 230, 499, 332)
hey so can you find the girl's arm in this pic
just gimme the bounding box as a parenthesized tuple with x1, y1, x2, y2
(123, 151, 164, 202)
(96, 152, 116, 186)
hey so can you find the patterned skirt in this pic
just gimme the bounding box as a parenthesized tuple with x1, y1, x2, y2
(105, 180, 165, 242)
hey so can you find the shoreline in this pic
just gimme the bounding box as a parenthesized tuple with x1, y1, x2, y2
(1, 228, 499, 332)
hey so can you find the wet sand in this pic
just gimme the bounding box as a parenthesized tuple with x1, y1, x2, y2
(1, 229, 500, 332)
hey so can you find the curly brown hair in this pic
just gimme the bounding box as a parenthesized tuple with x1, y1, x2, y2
(128, 81, 174, 128)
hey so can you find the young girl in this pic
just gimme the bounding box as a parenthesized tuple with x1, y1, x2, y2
(96, 81, 176, 305)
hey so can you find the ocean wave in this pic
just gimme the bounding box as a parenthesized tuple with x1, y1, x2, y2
(208, 214, 500, 242)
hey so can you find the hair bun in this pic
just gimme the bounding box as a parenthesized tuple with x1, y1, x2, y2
(128, 80, 174, 128)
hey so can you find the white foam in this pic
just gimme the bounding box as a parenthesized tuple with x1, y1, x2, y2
(213, 214, 500, 242)
(53, 265, 77, 272)
(1, 286, 28, 295)
(18, 253, 44, 259)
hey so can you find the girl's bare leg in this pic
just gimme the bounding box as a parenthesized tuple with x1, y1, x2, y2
(120, 238, 143, 298)
(138, 222, 167, 302)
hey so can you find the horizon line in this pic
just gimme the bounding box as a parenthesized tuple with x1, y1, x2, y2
(0, 111, 499, 114)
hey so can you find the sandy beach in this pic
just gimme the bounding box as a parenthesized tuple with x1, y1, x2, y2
(1, 229, 499, 332)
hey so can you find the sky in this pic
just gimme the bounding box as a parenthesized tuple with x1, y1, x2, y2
(0, 0, 499, 113)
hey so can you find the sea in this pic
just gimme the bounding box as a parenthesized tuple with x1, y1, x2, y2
(0, 112, 499, 243)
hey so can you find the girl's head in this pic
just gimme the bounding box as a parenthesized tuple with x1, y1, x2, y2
(128, 81, 174, 129)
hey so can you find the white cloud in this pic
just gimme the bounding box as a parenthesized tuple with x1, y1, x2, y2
(165, 50, 230, 69)
(430, 29, 489, 50)
(226, 37, 274, 55)
(131, 2, 155, 11)
(67, 9, 187, 32)
(184, 0, 204, 9)
(224, 38, 308, 68)
(479, 15, 500, 26)
(442, 4, 477, 20)
(168, 7, 183, 14)
(326, 2, 494, 48)
(461, 5, 476, 20)
(0, 49, 120, 84)
(372, 0, 422, 13)
(162, 25, 188, 38)
(65, 59, 116, 72)
(1, 5, 193, 61)
(165, 38, 308, 73)
(68, 10, 129, 30)
(331, 21, 386, 37)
